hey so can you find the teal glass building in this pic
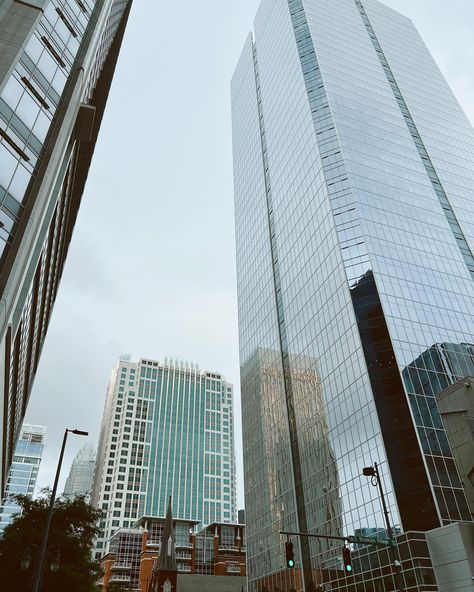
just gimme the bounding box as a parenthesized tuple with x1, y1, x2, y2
(92, 357, 236, 556)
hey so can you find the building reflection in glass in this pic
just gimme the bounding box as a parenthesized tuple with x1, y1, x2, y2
(241, 348, 344, 590)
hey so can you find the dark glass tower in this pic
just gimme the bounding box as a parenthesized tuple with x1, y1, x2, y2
(0, 0, 133, 494)
(232, 0, 474, 590)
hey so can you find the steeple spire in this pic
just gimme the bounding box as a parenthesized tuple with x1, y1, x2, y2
(155, 496, 177, 573)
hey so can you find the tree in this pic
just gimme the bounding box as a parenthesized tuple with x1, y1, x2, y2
(0, 491, 103, 591)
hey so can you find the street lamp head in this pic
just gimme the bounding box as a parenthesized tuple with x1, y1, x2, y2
(21, 547, 33, 570)
(49, 547, 61, 573)
(69, 429, 88, 436)
(362, 467, 375, 477)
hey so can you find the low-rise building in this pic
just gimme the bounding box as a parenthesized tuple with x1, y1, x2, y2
(99, 516, 246, 591)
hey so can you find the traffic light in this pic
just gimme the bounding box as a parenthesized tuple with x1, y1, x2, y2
(285, 541, 295, 568)
(342, 546, 353, 573)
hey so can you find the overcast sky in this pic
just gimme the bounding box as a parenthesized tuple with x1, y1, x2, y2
(25, 0, 474, 510)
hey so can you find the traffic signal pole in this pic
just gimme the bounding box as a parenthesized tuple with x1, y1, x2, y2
(281, 463, 405, 591)
(281, 529, 396, 587)
(280, 530, 395, 548)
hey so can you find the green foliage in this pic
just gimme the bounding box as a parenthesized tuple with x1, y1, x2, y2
(0, 491, 103, 591)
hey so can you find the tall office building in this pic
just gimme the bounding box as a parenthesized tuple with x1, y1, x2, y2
(92, 357, 236, 556)
(232, 0, 474, 590)
(0, 423, 46, 532)
(63, 441, 95, 498)
(0, 0, 133, 495)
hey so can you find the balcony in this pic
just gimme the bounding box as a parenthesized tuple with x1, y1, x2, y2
(111, 562, 132, 571)
(227, 564, 241, 574)
(219, 544, 239, 552)
(176, 552, 192, 560)
(146, 541, 160, 549)
(109, 573, 131, 584)
(176, 541, 193, 549)
(177, 564, 192, 573)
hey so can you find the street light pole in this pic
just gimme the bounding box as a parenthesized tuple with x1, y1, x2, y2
(31, 428, 88, 592)
(362, 462, 404, 592)
(369, 462, 393, 542)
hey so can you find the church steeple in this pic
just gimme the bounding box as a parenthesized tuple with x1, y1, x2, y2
(150, 497, 178, 592)
(156, 496, 177, 573)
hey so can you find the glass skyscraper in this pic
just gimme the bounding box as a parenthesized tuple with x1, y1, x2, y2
(232, 0, 474, 590)
(91, 357, 236, 557)
(63, 442, 96, 498)
(0, 0, 133, 495)
(0, 424, 46, 533)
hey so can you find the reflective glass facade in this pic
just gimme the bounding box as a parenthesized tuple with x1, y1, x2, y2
(0, 424, 46, 532)
(232, 1, 474, 591)
(92, 358, 237, 557)
(0, 0, 133, 494)
(63, 442, 96, 498)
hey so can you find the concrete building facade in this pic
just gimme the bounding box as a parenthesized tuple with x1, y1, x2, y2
(426, 522, 474, 592)
(436, 377, 474, 515)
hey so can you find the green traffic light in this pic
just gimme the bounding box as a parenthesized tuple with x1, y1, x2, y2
(346, 565, 352, 572)
(288, 559, 294, 567)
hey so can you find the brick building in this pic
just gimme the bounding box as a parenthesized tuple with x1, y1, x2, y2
(99, 516, 246, 591)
